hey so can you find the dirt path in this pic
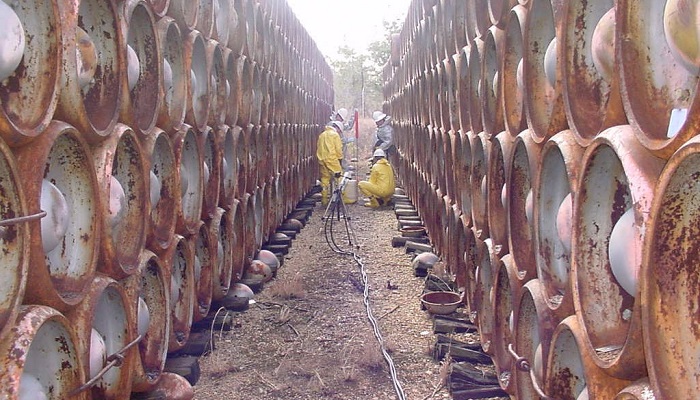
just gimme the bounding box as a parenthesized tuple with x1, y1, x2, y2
(194, 182, 455, 399)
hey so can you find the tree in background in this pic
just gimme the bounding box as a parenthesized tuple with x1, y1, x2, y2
(330, 19, 401, 118)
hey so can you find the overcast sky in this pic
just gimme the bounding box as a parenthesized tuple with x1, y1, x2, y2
(285, 0, 412, 61)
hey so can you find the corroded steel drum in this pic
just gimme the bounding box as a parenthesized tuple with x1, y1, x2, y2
(119, 0, 161, 135)
(93, 124, 148, 279)
(142, 128, 178, 252)
(502, 5, 528, 137)
(481, 26, 506, 138)
(614, 378, 656, 400)
(200, 126, 222, 220)
(0, 0, 61, 147)
(487, 132, 513, 255)
(209, 207, 233, 300)
(55, 0, 124, 142)
(159, 234, 194, 352)
(617, 0, 700, 158)
(171, 125, 204, 236)
(470, 132, 490, 240)
(66, 274, 136, 400)
(230, 198, 246, 282)
(489, 0, 517, 27)
(468, 39, 485, 135)
(641, 134, 700, 399)
(228, 0, 248, 56)
(545, 316, 632, 399)
(534, 130, 583, 322)
(242, 193, 256, 262)
(492, 254, 521, 395)
(125, 250, 170, 393)
(166, 0, 198, 31)
(456, 49, 471, 134)
(561, 2, 625, 146)
(148, 0, 170, 17)
(0, 137, 29, 339)
(512, 279, 556, 400)
(183, 29, 210, 133)
(156, 16, 187, 133)
(0, 306, 87, 400)
(453, 132, 472, 222)
(219, 125, 237, 209)
(522, 0, 567, 143)
(190, 221, 213, 322)
(196, 0, 214, 39)
(232, 125, 247, 198)
(506, 130, 540, 283)
(573, 125, 663, 381)
(212, 0, 234, 44)
(17, 121, 101, 312)
(475, 238, 499, 355)
(207, 40, 228, 128)
(224, 52, 243, 128)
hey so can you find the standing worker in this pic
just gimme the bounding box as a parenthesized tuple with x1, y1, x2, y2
(359, 149, 395, 208)
(316, 121, 344, 205)
(372, 111, 395, 160)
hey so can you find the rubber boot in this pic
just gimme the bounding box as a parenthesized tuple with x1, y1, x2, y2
(363, 197, 380, 208)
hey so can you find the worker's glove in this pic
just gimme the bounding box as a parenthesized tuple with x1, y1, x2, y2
(334, 172, 342, 178)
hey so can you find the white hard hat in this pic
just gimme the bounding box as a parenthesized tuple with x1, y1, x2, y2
(372, 111, 387, 123)
(373, 148, 386, 158)
(328, 121, 343, 132)
(336, 108, 349, 121)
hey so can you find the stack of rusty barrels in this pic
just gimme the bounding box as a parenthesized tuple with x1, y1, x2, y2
(385, 0, 700, 398)
(0, 0, 332, 398)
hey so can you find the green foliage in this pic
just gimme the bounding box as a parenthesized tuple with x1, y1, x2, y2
(330, 18, 402, 118)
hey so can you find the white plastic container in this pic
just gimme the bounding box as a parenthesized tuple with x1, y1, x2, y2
(343, 179, 359, 204)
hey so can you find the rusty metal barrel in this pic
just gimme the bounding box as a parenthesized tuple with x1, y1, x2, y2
(156, 16, 187, 133)
(573, 125, 663, 381)
(0, 137, 29, 339)
(183, 29, 210, 133)
(166, 0, 199, 32)
(561, 2, 625, 146)
(507, 130, 540, 283)
(93, 124, 148, 279)
(641, 134, 700, 399)
(171, 125, 204, 236)
(209, 207, 233, 301)
(534, 131, 583, 322)
(0, 0, 61, 147)
(522, 0, 567, 142)
(66, 274, 136, 399)
(492, 254, 521, 395)
(475, 238, 499, 355)
(470, 132, 490, 240)
(487, 132, 513, 255)
(545, 316, 632, 399)
(0, 306, 87, 399)
(614, 378, 655, 400)
(502, 5, 528, 137)
(126, 250, 170, 393)
(55, 0, 124, 142)
(119, 0, 161, 135)
(16, 121, 100, 312)
(191, 221, 213, 322)
(142, 128, 178, 252)
(158, 234, 194, 352)
(200, 126, 221, 220)
(617, 0, 700, 158)
(481, 25, 506, 138)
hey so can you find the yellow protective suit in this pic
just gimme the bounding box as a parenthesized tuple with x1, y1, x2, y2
(358, 158, 395, 208)
(316, 126, 343, 205)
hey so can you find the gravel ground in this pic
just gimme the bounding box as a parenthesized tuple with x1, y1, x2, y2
(193, 175, 459, 399)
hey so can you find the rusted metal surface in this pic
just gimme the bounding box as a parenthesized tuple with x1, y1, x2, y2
(66, 274, 136, 400)
(573, 125, 663, 380)
(183, 29, 210, 133)
(488, 0, 517, 27)
(618, 0, 700, 158)
(157, 234, 194, 352)
(125, 250, 170, 393)
(93, 124, 148, 279)
(523, 0, 567, 143)
(170, 125, 203, 236)
(55, 0, 124, 142)
(470, 132, 490, 240)
(502, 5, 528, 137)
(641, 134, 700, 399)
(534, 131, 584, 322)
(614, 378, 655, 399)
(487, 132, 513, 256)
(209, 207, 233, 301)
(507, 130, 540, 283)
(0, 305, 88, 400)
(119, 0, 162, 135)
(190, 221, 213, 323)
(16, 121, 101, 312)
(545, 316, 631, 399)
(475, 238, 499, 355)
(492, 255, 521, 395)
(141, 128, 178, 252)
(481, 26, 506, 138)
(166, 0, 198, 31)
(561, 2, 625, 146)
(200, 126, 222, 219)
(0, 0, 61, 147)
(156, 16, 187, 132)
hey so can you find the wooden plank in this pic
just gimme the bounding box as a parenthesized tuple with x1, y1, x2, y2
(433, 315, 478, 334)
(391, 235, 430, 247)
(450, 362, 499, 386)
(173, 331, 214, 357)
(450, 386, 509, 399)
(434, 343, 493, 364)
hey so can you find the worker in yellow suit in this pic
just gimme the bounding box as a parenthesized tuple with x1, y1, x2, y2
(316, 121, 344, 205)
(359, 149, 395, 208)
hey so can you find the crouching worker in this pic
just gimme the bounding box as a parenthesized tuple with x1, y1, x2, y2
(359, 149, 395, 208)
(316, 121, 344, 205)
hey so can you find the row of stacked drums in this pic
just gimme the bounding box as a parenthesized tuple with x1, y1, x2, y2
(384, 0, 700, 399)
(0, 0, 332, 398)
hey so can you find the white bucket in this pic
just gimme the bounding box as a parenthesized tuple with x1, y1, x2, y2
(343, 179, 359, 204)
